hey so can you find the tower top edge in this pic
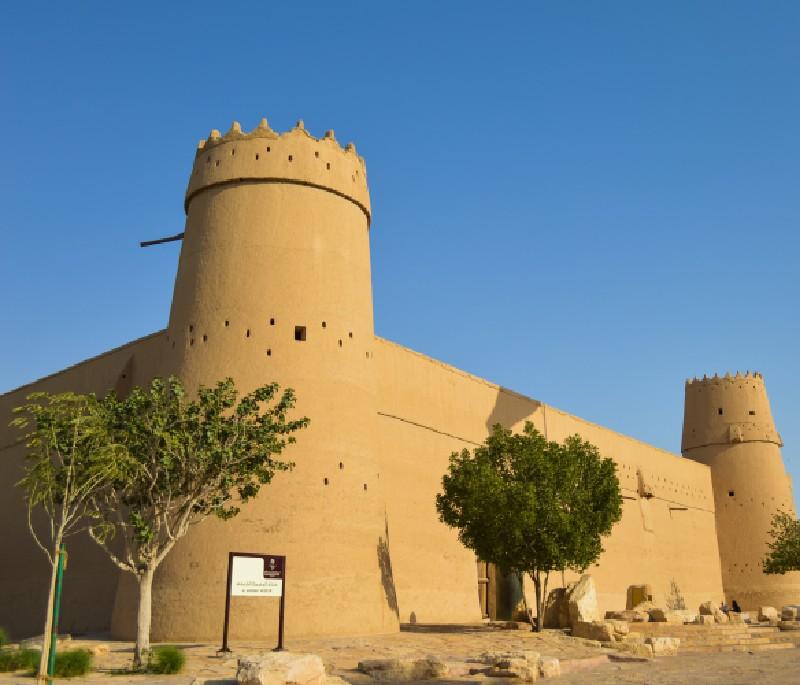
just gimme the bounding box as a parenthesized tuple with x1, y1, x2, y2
(196, 118, 365, 166)
(685, 371, 765, 386)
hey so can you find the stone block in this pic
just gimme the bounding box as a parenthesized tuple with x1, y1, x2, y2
(485, 653, 539, 681)
(778, 620, 800, 631)
(698, 601, 715, 616)
(713, 610, 729, 624)
(694, 615, 714, 625)
(644, 637, 680, 656)
(543, 588, 570, 629)
(781, 605, 800, 621)
(537, 657, 560, 679)
(648, 608, 684, 624)
(238, 653, 326, 685)
(614, 641, 654, 658)
(568, 575, 601, 625)
(625, 585, 653, 610)
(728, 612, 744, 624)
(759, 606, 779, 622)
(358, 657, 447, 681)
(572, 621, 615, 642)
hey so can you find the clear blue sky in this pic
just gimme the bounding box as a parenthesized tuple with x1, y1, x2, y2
(1, 2, 798, 496)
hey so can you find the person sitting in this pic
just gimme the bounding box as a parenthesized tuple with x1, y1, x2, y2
(720, 601, 730, 614)
(731, 599, 742, 613)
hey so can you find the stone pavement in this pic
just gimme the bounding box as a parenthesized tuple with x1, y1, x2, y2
(0, 624, 798, 684)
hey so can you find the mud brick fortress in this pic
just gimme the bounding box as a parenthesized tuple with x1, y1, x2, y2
(1, 118, 798, 641)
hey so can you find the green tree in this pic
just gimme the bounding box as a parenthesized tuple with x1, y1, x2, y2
(436, 422, 622, 631)
(89, 377, 308, 666)
(11, 392, 122, 677)
(763, 510, 800, 574)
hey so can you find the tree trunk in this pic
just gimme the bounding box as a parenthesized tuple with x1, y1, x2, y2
(532, 571, 543, 633)
(37, 537, 62, 679)
(134, 566, 155, 668)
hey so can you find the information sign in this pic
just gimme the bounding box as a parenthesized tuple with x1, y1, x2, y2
(220, 552, 286, 653)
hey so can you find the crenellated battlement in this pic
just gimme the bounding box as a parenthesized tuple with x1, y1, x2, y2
(685, 370, 764, 386)
(682, 370, 782, 451)
(185, 118, 371, 222)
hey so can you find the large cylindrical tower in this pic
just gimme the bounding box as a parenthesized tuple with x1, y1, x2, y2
(111, 119, 398, 640)
(682, 371, 800, 609)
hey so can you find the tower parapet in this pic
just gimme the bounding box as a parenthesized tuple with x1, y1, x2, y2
(682, 371, 782, 452)
(186, 119, 370, 221)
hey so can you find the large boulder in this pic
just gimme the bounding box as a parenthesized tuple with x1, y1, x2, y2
(358, 657, 447, 681)
(644, 637, 680, 656)
(543, 588, 570, 628)
(237, 653, 326, 685)
(759, 606, 779, 622)
(568, 575, 601, 625)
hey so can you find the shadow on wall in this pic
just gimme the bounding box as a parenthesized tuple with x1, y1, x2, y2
(486, 387, 540, 435)
(377, 514, 399, 618)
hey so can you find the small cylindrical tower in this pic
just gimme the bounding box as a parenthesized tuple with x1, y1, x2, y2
(111, 119, 398, 640)
(682, 371, 800, 609)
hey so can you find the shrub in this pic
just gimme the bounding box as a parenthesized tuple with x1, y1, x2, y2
(0, 648, 40, 672)
(0, 628, 7, 648)
(148, 645, 185, 674)
(52, 649, 93, 678)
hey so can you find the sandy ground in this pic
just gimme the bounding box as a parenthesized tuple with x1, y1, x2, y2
(0, 625, 798, 684)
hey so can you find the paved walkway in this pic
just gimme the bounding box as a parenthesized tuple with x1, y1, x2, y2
(0, 625, 798, 684)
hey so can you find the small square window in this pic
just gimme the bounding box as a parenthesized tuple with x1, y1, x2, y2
(718, 408, 723, 415)
(728, 491, 735, 497)
(749, 410, 756, 416)
(295, 326, 307, 341)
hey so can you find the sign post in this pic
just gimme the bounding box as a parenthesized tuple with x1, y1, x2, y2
(220, 552, 286, 653)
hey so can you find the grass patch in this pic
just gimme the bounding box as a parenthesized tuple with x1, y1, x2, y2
(52, 649, 93, 678)
(0, 648, 40, 672)
(148, 646, 185, 674)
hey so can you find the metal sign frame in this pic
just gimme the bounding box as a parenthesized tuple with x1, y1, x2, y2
(220, 552, 286, 653)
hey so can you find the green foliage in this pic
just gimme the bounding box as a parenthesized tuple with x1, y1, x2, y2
(147, 646, 185, 674)
(0, 648, 40, 672)
(91, 376, 309, 558)
(52, 649, 93, 677)
(436, 422, 622, 629)
(0, 627, 7, 648)
(763, 510, 800, 574)
(11, 392, 123, 560)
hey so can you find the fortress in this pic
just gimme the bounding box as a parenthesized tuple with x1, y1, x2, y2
(1, 118, 798, 641)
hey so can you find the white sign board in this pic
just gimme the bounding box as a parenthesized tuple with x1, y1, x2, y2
(231, 556, 283, 597)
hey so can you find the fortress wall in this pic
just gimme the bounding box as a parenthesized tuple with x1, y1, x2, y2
(0, 332, 165, 639)
(375, 338, 723, 620)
